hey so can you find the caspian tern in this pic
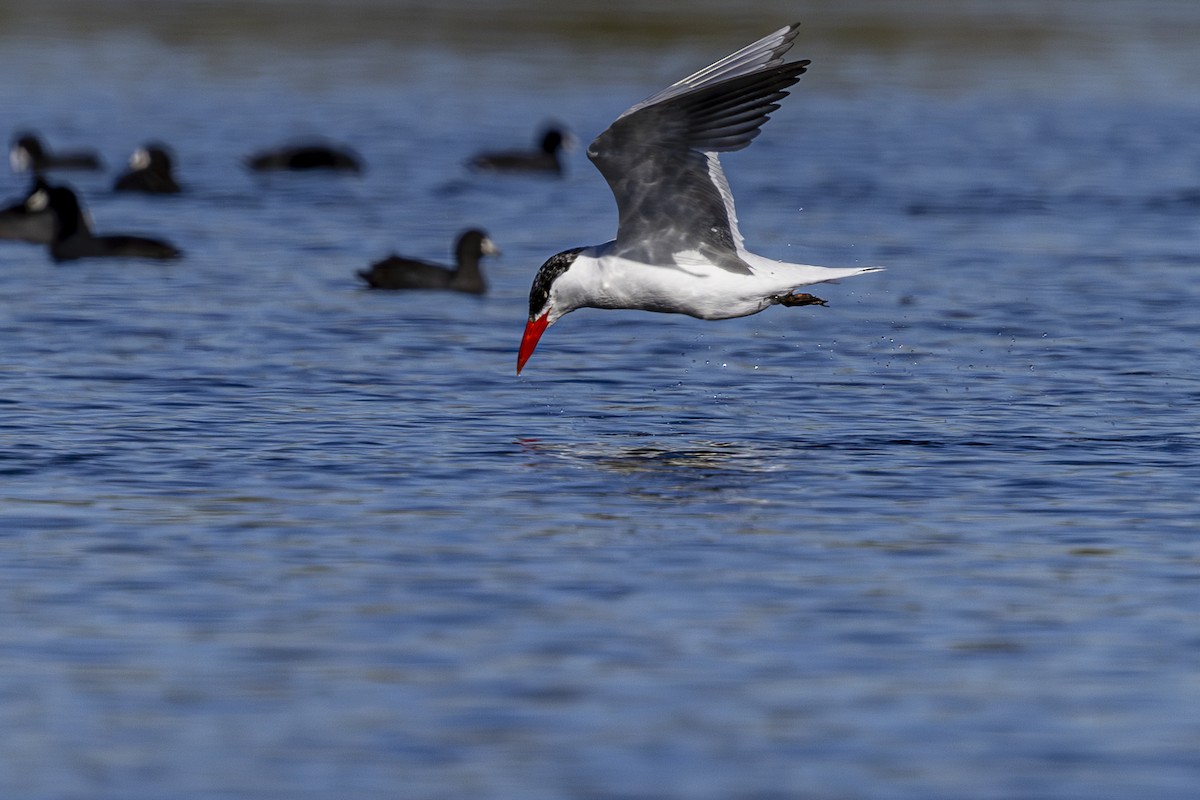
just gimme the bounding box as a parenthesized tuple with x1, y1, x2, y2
(517, 23, 882, 374)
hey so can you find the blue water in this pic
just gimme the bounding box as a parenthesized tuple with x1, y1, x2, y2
(2, 2, 1200, 797)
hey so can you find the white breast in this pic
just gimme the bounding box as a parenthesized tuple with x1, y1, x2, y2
(555, 242, 878, 321)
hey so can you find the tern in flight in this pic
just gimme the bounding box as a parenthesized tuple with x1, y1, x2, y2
(517, 23, 882, 374)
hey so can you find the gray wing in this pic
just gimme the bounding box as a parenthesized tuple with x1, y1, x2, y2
(587, 24, 809, 273)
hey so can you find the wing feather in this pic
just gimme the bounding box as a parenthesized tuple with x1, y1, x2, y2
(587, 24, 808, 272)
(621, 24, 802, 117)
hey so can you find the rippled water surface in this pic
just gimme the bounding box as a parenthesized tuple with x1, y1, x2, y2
(3, 1, 1200, 797)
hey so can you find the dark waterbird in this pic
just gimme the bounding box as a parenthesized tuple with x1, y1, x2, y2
(37, 181, 181, 262)
(358, 229, 498, 293)
(467, 125, 572, 175)
(114, 143, 182, 194)
(10, 131, 103, 173)
(245, 142, 363, 172)
(0, 177, 56, 244)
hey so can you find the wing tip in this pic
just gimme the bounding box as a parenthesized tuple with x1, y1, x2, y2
(774, 22, 803, 55)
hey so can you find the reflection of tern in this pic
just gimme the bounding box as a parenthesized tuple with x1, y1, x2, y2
(516, 437, 777, 478)
(518, 23, 882, 374)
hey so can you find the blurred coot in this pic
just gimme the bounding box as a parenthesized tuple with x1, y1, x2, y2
(10, 131, 103, 173)
(114, 143, 182, 194)
(467, 125, 572, 175)
(358, 229, 498, 293)
(0, 176, 56, 244)
(38, 181, 181, 262)
(245, 142, 363, 173)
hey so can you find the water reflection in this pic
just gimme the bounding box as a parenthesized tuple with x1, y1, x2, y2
(517, 435, 783, 489)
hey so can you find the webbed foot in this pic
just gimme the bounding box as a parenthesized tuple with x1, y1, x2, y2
(777, 291, 827, 307)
